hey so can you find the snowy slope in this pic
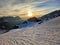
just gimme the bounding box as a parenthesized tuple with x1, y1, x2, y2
(17, 22, 37, 28)
(0, 17, 60, 45)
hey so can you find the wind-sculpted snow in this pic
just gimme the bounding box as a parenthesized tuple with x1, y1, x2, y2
(0, 17, 60, 45)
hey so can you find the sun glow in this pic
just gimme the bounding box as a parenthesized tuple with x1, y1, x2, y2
(27, 10, 33, 17)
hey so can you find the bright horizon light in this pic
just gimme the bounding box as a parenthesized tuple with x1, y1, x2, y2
(27, 10, 33, 17)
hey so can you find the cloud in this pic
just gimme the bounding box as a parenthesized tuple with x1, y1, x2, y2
(0, 0, 48, 15)
(0, 0, 48, 7)
(35, 0, 60, 8)
(0, 0, 60, 18)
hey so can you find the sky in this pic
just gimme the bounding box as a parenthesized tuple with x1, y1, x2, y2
(0, 0, 60, 18)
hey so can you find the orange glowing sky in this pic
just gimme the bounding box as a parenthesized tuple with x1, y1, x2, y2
(0, 0, 60, 18)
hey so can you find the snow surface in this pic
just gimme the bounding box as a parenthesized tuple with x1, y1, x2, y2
(17, 22, 37, 28)
(0, 17, 60, 45)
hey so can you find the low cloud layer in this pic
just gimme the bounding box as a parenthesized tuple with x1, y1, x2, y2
(0, 0, 60, 18)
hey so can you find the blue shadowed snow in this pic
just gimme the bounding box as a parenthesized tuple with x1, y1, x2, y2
(16, 22, 37, 28)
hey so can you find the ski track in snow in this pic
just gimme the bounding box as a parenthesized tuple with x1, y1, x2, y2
(0, 17, 60, 45)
